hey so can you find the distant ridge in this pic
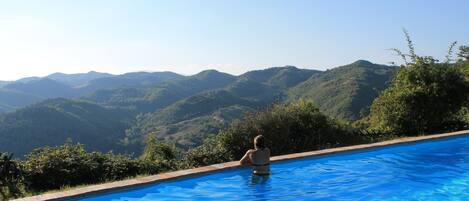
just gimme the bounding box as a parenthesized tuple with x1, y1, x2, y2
(0, 61, 397, 156)
(46, 71, 114, 87)
(0, 81, 11, 87)
(4, 78, 76, 98)
(0, 71, 185, 113)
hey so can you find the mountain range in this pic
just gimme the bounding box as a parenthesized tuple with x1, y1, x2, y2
(0, 60, 397, 157)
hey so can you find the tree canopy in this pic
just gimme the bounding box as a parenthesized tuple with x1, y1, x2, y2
(368, 32, 469, 135)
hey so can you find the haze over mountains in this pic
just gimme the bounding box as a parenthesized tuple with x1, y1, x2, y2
(0, 60, 397, 157)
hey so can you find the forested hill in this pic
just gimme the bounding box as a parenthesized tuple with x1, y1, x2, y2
(289, 60, 397, 120)
(4, 78, 77, 98)
(124, 62, 396, 149)
(84, 70, 237, 113)
(124, 67, 319, 149)
(0, 98, 135, 157)
(0, 71, 184, 113)
(0, 60, 397, 157)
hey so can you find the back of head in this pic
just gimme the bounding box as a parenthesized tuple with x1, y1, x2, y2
(254, 135, 266, 149)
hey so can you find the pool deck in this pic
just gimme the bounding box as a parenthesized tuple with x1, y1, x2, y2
(13, 129, 469, 201)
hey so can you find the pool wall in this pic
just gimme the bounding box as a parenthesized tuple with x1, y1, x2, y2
(13, 129, 469, 201)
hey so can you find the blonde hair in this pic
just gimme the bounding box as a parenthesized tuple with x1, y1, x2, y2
(254, 135, 266, 149)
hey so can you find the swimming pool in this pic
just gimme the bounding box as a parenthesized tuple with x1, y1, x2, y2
(80, 134, 469, 201)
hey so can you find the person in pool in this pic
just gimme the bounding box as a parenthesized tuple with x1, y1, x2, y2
(240, 135, 271, 175)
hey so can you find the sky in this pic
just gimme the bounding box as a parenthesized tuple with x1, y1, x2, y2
(0, 0, 468, 81)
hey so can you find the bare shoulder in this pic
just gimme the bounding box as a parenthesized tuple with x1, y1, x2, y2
(246, 149, 256, 154)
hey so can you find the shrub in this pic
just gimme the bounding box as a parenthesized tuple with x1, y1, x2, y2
(21, 142, 92, 191)
(369, 32, 469, 135)
(20, 141, 170, 192)
(183, 137, 231, 168)
(0, 153, 22, 200)
(86, 152, 141, 182)
(140, 133, 177, 162)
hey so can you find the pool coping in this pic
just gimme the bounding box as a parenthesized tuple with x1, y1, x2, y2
(13, 129, 469, 201)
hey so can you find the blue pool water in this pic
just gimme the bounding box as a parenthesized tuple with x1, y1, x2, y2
(80, 134, 469, 201)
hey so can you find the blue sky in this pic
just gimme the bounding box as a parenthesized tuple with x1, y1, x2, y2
(0, 0, 468, 80)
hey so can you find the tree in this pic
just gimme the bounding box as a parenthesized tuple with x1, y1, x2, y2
(0, 153, 22, 200)
(458, 45, 469, 61)
(369, 31, 469, 135)
(456, 45, 469, 124)
(140, 133, 176, 162)
(457, 45, 469, 80)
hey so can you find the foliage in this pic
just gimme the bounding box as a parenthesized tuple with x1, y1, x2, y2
(0, 153, 22, 200)
(456, 45, 469, 125)
(183, 137, 231, 168)
(20, 141, 170, 192)
(458, 45, 469, 61)
(140, 133, 177, 162)
(184, 100, 365, 167)
(457, 46, 469, 81)
(368, 32, 469, 135)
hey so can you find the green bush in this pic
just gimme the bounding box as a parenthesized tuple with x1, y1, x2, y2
(369, 34, 469, 135)
(140, 133, 177, 162)
(183, 137, 231, 168)
(0, 153, 22, 200)
(86, 152, 141, 182)
(20, 141, 170, 192)
(184, 100, 365, 167)
(456, 46, 469, 125)
(21, 142, 91, 191)
(369, 63, 467, 134)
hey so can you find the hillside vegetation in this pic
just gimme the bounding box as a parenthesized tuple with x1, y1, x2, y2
(0, 99, 134, 157)
(0, 62, 398, 156)
(0, 89, 42, 113)
(125, 67, 318, 149)
(85, 70, 236, 112)
(289, 60, 396, 121)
